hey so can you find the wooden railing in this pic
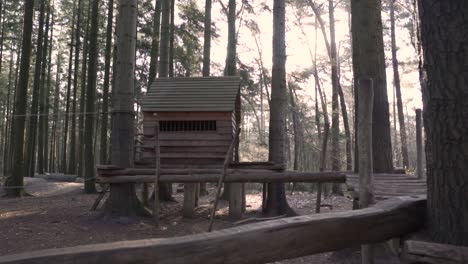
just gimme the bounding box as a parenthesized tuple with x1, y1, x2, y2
(0, 196, 426, 264)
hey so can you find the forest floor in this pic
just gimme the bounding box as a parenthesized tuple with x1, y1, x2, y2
(0, 178, 400, 263)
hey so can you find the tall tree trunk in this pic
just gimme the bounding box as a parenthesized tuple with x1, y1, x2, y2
(62, 1, 77, 173)
(158, 0, 170, 78)
(78, 3, 91, 178)
(24, 0, 46, 177)
(264, 0, 294, 216)
(220, 0, 237, 202)
(202, 0, 212, 77)
(43, 3, 55, 173)
(329, 0, 342, 194)
(69, 0, 83, 174)
(37, 0, 52, 174)
(50, 54, 61, 173)
(390, 0, 409, 169)
(308, 0, 352, 172)
(199, 0, 212, 196)
(156, 0, 174, 201)
(100, 0, 114, 165)
(83, 0, 99, 194)
(418, 0, 468, 246)
(351, 0, 393, 173)
(168, 0, 174, 77)
(148, 0, 161, 85)
(105, 0, 148, 217)
(4, 0, 35, 197)
(2, 41, 15, 176)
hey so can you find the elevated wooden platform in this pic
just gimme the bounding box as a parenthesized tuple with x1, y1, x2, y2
(346, 173, 427, 201)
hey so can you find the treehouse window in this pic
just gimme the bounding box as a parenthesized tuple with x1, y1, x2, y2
(159, 120, 217, 132)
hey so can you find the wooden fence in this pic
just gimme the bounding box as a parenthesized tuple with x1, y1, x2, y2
(0, 196, 426, 264)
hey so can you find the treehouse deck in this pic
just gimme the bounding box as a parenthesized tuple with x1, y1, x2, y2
(346, 173, 427, 201)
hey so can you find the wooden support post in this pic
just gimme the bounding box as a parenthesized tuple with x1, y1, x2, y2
(358, 78, 375, 264)
(142, 183, 149, 206)
(153, 123, 161, 225)
(229, 183, 243, 219)
(183, 168, 197, 218)
(415, 109, 424, 179)
(315, 183, 322, 213)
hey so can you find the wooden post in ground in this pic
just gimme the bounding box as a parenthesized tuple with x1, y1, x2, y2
(183, 167, 197, 218)
(153, 123, 161, 224)
(357, 78, 375, 264)
(415, 109, 424, 179)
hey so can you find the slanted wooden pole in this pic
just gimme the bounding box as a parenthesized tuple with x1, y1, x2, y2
(358, 78, 375, 264)
(153, 122, 161, 224)
(208, 128, 240, 232)
(415, 109, 423, 179)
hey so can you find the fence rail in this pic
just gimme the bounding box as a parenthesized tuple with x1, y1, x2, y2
(0, 196, 426, 264)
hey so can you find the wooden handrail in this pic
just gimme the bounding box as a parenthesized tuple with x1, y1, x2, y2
(96, 171, 347, 184)
(0, 196, 426, 264)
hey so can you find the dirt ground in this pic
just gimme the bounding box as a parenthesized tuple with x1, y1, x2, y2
(0, 179, 398, 263)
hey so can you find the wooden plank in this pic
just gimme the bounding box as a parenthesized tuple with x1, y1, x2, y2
(159, 146, 229, 153)
(96, 171, 347, 184)
(401, 240, 468, 264)
(158, 140, 232, 147)
(98, 168, 294, 177)
(157, 133, 232, 141)
(144, 112, 232, 120)
(0, 196, 426, 264)
(228, 162, 286, 171)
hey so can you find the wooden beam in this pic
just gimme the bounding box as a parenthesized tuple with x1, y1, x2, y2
(401, 240, 468, 264)
(0, 196, 426, 264)
(96, 171, 346, 184)
(98, 168, 289, 177)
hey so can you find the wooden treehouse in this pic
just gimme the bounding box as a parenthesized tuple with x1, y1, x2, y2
(96, 76, 347, 221)
(138, 76, 241, 167)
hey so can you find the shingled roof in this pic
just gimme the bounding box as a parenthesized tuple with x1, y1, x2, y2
(142, 77, 241, 112)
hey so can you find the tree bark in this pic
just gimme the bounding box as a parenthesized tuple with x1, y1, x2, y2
(24, 0, 46, 177)
(4, 0, 35, 197)
(105, 0, 148, 217)
(158, 0, 170, 78)
(168, 0, 174, 77)
(328, 0, 343, 195)
(199, 0, 212, 196)
(100, 0, 114, 165)
(68, 0, 83, 174)
(78, 3, 91, 178)
(148, 0, 161, 85)
(264, 0, 294, 216)
(418, 0, 468, 246)
(202, 0, 212, 77)
(351, 0, 393, 173)
(156, 0, 174, 201)
(62, 2, 77, 173)
(38, 0, 52, 174)
(83, 0, 100, 194)
(50, 54, 61, 173)
(390, 0, 409, 169)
